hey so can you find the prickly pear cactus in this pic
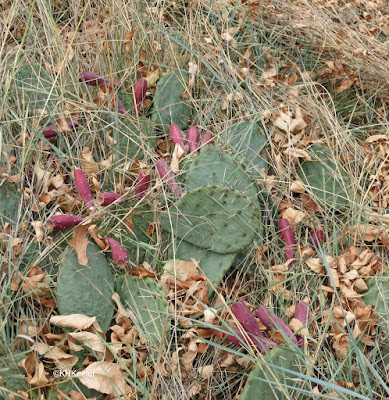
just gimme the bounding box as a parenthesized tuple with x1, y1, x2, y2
(185, 146, 260, 208)
(108, 205, 154, 264)
(56, 242, 115, 332)
(160, 186, 262, 254)
(119, 276, 169, 352)
(169, 240, 237, 289)
(297, 144, 350, 211)
(151, 71, 191, 130)
(0, 182, 19, 225)
(364, 271, 389, 330)
(13, 64, 58, 114)
(240, 346, 301, 400)
(223, 121, 268, 175)
(110, 117, 157, 161)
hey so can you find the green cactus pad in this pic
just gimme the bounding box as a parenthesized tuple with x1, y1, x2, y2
(110, 117, 157, 161)
(151, 71, 191, 130)
(364, 271, 389, 329)
(119, 276, 170, 352)
(109, 205, 154, 264)
(297, 144, 350, 211)
(169, 239, 237, 290)
(56, 242, 115, 332)
(160, 186, 262, 254)
(223, 121, 268, 175)
(185, 146, 260, 208)
(0, 182, 19, 225)
(13, 64, 58, 114)
(240, 346, 301, 400)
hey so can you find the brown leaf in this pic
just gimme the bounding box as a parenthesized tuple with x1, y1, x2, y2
(29, 361, 49, 386)
(31, 221, 44, 243)
(281, 207, 307, 224)
(81, 147, 99, 175)
(78, 361, 130, 396)
(70, 223, 90, 265)
(88, 225, 108, 251)
(68, 331, 106, 359)
(22, 266, 52, 299)
(170, 143, 185, 174)
(290, 180, 305, 193)
(181, 350, 197, 371)
(32, 342, 78, 372)
(198, 365, 213, 379)
(50, 314, 103, 333)
(306, 258, 323, 274)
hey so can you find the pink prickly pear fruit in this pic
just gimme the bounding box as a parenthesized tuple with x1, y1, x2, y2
(155, 159, 182, 197)
(255, 306, 298, 344)
(42, 126, 57, 138)
(46, 215, 83, 231)
(74, 169, 94, 209)
(311, 228, 325, 248)
(106, 237, 129, 268)
(169, 124, 187, 155)
(96, 192, 122, 206)
(42, 120, 78, 138)
(187, 126, 199, 153)
(295, 301, 309, 325)
(117, 97, 129, 116)
(79, 72, 122, 88)
(199, 131, 213, 151)
(133, 78, 148, 112)
(136, 172, 150, 200)
(231, 301, 276, 353)
(278, 218, 295, 263)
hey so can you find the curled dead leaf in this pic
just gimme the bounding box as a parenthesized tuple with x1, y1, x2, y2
(81, 147, 99, 175)
(78, 361, 130, 396)
(306, 258, 323, 274)
(70, 223, 90, 266)
(281, 207, 307, 224)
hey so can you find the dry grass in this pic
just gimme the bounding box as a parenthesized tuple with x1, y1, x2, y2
(0, 0, 388, 399)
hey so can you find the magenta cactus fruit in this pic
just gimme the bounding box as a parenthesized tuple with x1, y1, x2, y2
(199, 131, 213, 151)
(106, 238, 129, 268)
(169, 124, 187, 155)
(79, 72, 122, 88)
(278, 218, 295, 263)
(42, 126, 57, 138)
(96, 192, 122, 206)
(311, 227, 325, 248)
(46, 215, 83, 231)
(42, 120, 78, 138)
(186, 126, 199, 153)
(255, 306, 298, 344)
(116, 97, 129, 116)
(74, 169, 94, 209)
(155, 159, 182, 197)
(133, 78, 148, 112)
(295, 301, 309, 324)
(230, 301, 275, 353)
(136, 172, 151, 200)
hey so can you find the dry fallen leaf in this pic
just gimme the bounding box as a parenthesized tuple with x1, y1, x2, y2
(81, 147, 99, 175)
(170, 143, 185, 174)
(306, 258, 323, 274)
(70, 223, 90, 265)
(31, 221, 44, 242)
(78, 361, 130, 396)
(22, 266, 52, 300)
(281, 207, 307, 224)
(32, 342, 78, 372)
(50, 314, 103, 333)
(198, 365, 214, 379)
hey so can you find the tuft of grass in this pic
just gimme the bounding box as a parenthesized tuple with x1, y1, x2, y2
(0, 0, 388, 399)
